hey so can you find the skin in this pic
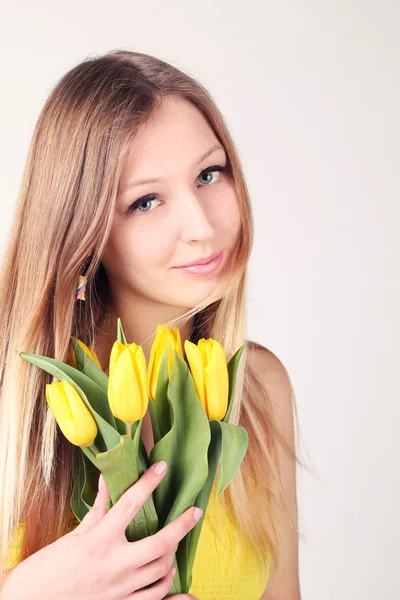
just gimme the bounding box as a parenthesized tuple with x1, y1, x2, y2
(0, 96, 301, 599)
(96, 94, 241, 368)
(249, 349, 301, 599)
(1, 463, 202, 600)
(95, 94, 301, 598)
(92, 94, 241, 598)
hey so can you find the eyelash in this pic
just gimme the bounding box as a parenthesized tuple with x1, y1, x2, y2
(126, 164, 228, 216)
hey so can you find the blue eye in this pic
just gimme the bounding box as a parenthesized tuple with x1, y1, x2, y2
(126, 194, 160, 215)
(198, 164, 226, 186)
(126, 163, 227, 215)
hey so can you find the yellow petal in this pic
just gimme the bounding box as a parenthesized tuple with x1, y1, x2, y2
(108, 344, 147, 423)
(205, 340, 229, 420)
(131, 344, 148, 418)
(184, 340, 207, 413)
(76, 338, 102, 368)
(46, 381, 97, 446)
(171, 327, 184, 357)
(165, 333, 175, 379)
(199, 338, 213, 364)
(148, 324, 181, 401)
(148, 325, 165, 401)
(46, 381, 72, 420)
(109, 340, 126, 376)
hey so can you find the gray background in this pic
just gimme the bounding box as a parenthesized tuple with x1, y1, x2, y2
(1, 1, 399, 598)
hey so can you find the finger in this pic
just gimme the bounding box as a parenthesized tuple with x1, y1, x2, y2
(71, 472, 111, 535)
(130, 505, 203, 567)
(125, 565, 176, 599)
(124, 547, 176, 592)
(95, 461, 168, 540)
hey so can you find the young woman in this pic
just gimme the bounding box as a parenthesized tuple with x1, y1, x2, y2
(0, 50, 302, 599)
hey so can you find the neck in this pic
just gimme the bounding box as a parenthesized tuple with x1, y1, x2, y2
(93, 291, 196, 370)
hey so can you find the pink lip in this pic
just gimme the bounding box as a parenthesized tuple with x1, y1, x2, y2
(173, 251, 224, 276)
(175, 250, 222, 268)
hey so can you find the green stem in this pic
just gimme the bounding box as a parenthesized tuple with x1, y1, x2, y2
(87, 443, 100, 456)
(126, 422, 133, 437)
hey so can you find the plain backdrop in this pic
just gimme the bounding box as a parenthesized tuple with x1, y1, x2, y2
(1, 1, 399, 598)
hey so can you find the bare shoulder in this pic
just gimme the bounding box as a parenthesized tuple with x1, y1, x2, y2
(246, 340, 294, 401)
(245, 339, 296, 471)
(245, 340, 301, 599)
(245, 340, 286, 367)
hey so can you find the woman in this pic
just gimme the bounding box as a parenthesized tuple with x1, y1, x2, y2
(0, 50, 302, 599)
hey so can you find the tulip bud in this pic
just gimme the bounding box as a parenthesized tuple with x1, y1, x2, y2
(108, 341, 148, 423)
(184, 338, 229, 421)
(148, 324, 184, 402)
(46, 380, 98, 446)
(67, 337, 102, 369)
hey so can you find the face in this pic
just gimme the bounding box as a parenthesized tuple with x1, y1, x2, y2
(101, 95, 241, 315)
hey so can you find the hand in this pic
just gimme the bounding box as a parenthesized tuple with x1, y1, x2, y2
(1, 461, 202, 600)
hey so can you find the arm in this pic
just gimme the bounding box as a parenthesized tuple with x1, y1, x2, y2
(249, 346, 301, 600)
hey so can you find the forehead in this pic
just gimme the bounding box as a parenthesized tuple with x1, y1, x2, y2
(120, 96, 223, 183)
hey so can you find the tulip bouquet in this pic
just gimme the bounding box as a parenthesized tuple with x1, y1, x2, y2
(17, 320, 248, 595)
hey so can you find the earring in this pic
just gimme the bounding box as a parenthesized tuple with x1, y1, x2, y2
(76, 256, 91, 302)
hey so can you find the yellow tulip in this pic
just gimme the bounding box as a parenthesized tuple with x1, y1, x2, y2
(46, 380, 98, 446)
(184, 338, 229, 421)
(67, 337, 102, 369)
(148, 324, 184, 402)
(108, 341, 148, 423)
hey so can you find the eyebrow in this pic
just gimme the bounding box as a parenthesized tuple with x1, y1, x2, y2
(120, 143, 225, 192)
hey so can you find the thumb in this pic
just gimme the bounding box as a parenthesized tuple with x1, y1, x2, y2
(71, 473, 111, 535)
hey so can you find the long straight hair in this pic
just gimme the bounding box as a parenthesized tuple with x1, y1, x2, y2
(0, 49, 305, 582)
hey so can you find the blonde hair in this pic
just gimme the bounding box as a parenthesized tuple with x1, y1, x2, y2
(0, 49, 306, 582)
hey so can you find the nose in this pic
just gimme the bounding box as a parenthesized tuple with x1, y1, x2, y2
(178, 188, 215, 243)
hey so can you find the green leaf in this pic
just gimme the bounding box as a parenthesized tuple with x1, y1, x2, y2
(71, 333, 128, 438)
(164, 554, 182, 597)
(149, 349, 211, 528)
(81, 451, 98, 510)
(117, 318, 128, 344)
(217, 421, 248, 497)
(71, 338, 127, 436)
(70, 337, 109, 393)
(148, 393, 161, 444)
(133, 420, 146, 476)
(184, 419, 222, 591)
(71, 450, 100, 522)
(153, 349, 171, 440)
(18, 351, 121, 452)
(223, 343, 245, 423)
(71, 344, 126, 435)
(71, 450, 89, 522)
(184, 419, 248, 592)
(132, 420, 158, 531)
(95, 434, 159, 542)
(137, 435, 150, 474)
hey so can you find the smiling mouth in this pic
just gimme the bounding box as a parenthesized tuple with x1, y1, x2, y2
(174, 250, 223, 269)
(172, 251, 224, 276)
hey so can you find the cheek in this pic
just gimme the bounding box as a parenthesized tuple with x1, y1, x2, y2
(104, 219, 173, 280)
(213, 188, 242, 237)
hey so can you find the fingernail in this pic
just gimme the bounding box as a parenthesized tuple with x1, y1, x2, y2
(98, 473, 104, 491)
(193, 507, 203, 522)
(171, 567, 176, 577)
(154, 461, 167, 475)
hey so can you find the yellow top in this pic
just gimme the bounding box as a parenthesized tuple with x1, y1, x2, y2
(5, 523, 25, 571)
(189, 479, 271, 599)
(6, 481, 270, 599)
